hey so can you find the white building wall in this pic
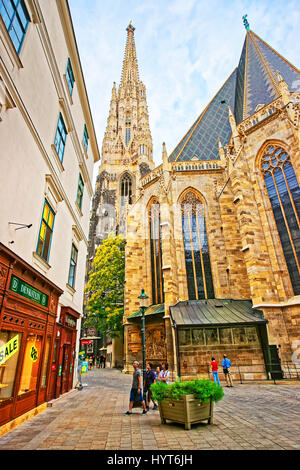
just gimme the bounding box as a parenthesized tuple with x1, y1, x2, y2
(0, 0, 100, 384)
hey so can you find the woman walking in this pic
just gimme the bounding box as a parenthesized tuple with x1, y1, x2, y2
(211, 357, 221, 386)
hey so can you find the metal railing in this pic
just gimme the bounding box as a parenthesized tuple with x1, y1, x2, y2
(166, 362, 300, 385)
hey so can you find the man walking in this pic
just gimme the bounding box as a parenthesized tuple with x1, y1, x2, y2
(125, 360, 147, 415)
(222, 354, 233, 387)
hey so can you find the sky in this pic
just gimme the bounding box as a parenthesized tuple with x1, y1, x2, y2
(68, 0, 300, 184)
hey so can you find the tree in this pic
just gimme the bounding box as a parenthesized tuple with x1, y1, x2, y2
(84, 234, 125, 338)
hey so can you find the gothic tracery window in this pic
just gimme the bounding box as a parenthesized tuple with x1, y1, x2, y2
(181, 190, 214, 300)
(120, 173, 132, 205)
(125, 113, 131, 146)
(149, 199, 164, 305)
(261, 145, 300, 295)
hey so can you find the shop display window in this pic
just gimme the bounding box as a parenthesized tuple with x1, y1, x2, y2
(18, 334, 43, 395)
(41, 337, 51, 388)
(0, 330, 22, 402)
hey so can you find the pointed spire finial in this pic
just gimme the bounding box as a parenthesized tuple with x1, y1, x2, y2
(127, 20, 135, 33)
(242, 14, 250, 31)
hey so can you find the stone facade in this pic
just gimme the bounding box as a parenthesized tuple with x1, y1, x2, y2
(89, 24, 300, 375)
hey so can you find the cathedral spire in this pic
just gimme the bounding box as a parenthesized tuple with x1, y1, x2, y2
(121, 21, 140, 86)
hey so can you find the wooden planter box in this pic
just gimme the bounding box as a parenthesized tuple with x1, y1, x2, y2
(159, 394, 214, 430)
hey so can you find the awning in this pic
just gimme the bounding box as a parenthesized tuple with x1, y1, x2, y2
(127, 303, 165, 320)
(169, 299, 267, 327)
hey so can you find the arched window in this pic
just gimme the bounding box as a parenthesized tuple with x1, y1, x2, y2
(149, 199, 164, 305)
(121, 173, 132, 205)
(261, 145, 300, 295)
(125, 113, 131, 147)
(181, 190, 214, 300)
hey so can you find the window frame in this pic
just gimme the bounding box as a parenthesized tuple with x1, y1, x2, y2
(66, 58, 75, 96)
(36, 199, 55, 263)
(83, 124, 89, 152)
(54, 113, 67, 163)
(0, 0, 30, 55)
(67, 243, 78, 289)
(76, 173, 84, 211)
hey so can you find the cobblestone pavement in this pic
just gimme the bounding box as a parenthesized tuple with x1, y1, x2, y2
(0, 368, 300, 450)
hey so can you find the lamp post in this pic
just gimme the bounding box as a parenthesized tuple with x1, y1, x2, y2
(138, 289, 149, 383)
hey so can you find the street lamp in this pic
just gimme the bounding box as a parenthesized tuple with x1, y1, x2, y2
(138, 289, 149, 383)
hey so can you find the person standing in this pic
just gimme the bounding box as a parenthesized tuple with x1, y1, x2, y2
(103, 355, 106, 368)
(125, 360, 147, 415)
(158, 362, 170, 384)
(211, 357, 221, 386)
(222, 354, 233, 387)
(144, 363, 158, 410)
(155, 366, 161, 380)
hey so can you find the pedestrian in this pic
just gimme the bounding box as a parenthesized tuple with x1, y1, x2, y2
(100, 355, 104, 368)
(103, 355, 106, 368)
(158, 362, 170, 384)
(155, 366, 161, 380)
(125, 360, 147, 415)
(222, 354, 233, 387)
(144, 363, 158, 410)
(211, 357, 221, 386)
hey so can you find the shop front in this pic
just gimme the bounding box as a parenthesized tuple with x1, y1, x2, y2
(48, 306, 80, 400)
(0, 244, 63, 427)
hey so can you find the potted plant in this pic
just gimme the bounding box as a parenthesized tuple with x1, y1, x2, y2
(150, 379, 224, 430)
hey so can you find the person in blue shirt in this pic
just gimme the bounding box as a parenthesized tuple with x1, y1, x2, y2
(222, 354, 233, 387)
(144, 363, 158, 410)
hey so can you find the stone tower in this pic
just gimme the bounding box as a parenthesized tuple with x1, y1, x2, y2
(87, 22, 154, 274)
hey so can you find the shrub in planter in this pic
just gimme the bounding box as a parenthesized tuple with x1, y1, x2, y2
(150, 379, 224, 430)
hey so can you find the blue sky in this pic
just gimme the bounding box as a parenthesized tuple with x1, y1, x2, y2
(68, 0, 300, 176)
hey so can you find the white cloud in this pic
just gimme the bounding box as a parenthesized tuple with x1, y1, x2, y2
(68, 0, 300, 182)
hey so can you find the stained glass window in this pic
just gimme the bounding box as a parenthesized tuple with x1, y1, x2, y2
(261, 145, 300, 295)
(149, 200, 164, 305)
(181, 191, 214, 300)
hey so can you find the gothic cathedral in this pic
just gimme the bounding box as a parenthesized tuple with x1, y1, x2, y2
(89, 22, 300, 378)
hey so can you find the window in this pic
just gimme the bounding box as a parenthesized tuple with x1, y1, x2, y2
(121, 173, 132, 205)
(36, 200, 55, 263)
(205, 328, 219, 345)
(76, 173, 84, 210)
(0, 0, 30, 54)
(261, 145, 300, 295)
(40, 337, 51, 388)
(125, 113, 131, 146)
(178, 329, 191, 346)
(68, 243, 78, 288)
(0, 330, 22, 402)
(54, 113, 67, 163)
(181, 190, 214, 300)
(219, 328, 233, 344)
(83, 124, 89, 152)
(66, 58, 75, 96)
(149, 199, 164, 305)
(192, 329, 205, 345)
(18, 334, 43, 395)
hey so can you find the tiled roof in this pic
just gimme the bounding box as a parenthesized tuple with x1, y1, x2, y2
(169, 30, 300, 163)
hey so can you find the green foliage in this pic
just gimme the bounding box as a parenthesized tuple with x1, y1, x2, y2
(84, 235, 125, 337)
(150, 379, 224, 404)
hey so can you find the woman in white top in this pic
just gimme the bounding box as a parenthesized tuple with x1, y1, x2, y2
(158, 362, 169, 384)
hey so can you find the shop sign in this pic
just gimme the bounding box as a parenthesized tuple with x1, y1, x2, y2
(30, 346, 38, 363)
(65, 314, 76, 328)
(81, 361, 88, 375)
(0, 335, 19, 365)
(9, 275, 49, 308)
(81, 340, 92, 345)
(79, 350, 86, 360)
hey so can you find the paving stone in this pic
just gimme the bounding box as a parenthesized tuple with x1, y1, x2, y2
(0, 368, 299, 450)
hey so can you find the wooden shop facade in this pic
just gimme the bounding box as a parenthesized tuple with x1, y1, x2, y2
(0, 244, 79, 427)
